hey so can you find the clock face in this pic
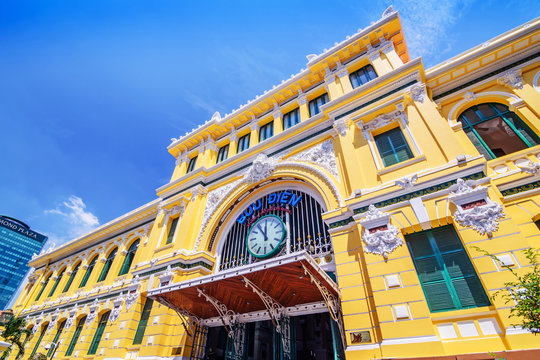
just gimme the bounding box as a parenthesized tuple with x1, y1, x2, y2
(246, 215, 286, 259)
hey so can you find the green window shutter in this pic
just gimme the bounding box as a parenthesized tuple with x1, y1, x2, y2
(79, 257, 97, 288)
(35, 276, 50, 301)
(98, 248, 117, 282)
(63, 264, 80, 293)
(406, 225, 490, 312)
(29, 323, 48, 359)
(166, 217, 179, 244)
(133, 298, 154, 345)
(65, 316, 86, 356)
(88, 311, 110, 355)
(48, 270, 65, 297)
(119, 240, 140, 276)
(47, 320, 66, 357)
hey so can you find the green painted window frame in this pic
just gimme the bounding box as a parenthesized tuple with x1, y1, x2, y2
(282, 108, 300, 130)
(186, 156, 197, 173)
(458, 103, 540, 160)
(237, 133, 250, 153)
(349, 64, 378, 89)
(48, 269, 65, 298)
(165, 217, 179, 245)
(62, 263, 80, 293)
(35, 275, 51, 301)
(406, 225, 491, 312)
(88, 311, 110, 355)
(79, 256, 97, 288)
(118, 239, 140, 276)
(258, 122, 274, 142)
(47, 319, 66, 357)
(216, 144, 229, 164)
(373, 127, 414, 167)
(308, 93, 329, 117)
(65, 316, 86, 356)
(133, 298, 154, 345)
(29, 323, 48, 359)
(97, 248, 117, 282)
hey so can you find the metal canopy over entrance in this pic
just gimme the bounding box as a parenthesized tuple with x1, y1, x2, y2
(148, 252, 345, 359)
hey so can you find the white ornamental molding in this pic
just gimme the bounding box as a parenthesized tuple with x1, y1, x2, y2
(517, 161, 540, 175)
(358, 108, 408, 140)
(359, 205, 402, 258)
(159, 265, 175, 287)
(409, 84, 426, 103)
(65, 306, 78, 330)
(244, 154, 279, 184)
(86, 299, 100, 326)
(289, 140, 339, 179)
(449, 179, 505, 236)
(109, 296, 124, 323)
(463, 91, 477, 102)
(164, 203, 184, 217)
(125, 276, 141, 310)
(395, 174, 418, 189)
(333, 118, 349, 137)
(48, 308, 60, 332)
(497, 69, 524, 90)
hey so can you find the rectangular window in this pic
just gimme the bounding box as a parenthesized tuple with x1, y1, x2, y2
(237, 134, 250, 153)
(133, 298, 154, 345)
(186, 156, 197, 173)
(165, 217, 179, 245)
(216, 144, 229, 164)
(406, 226, 491, 312)
(65, 316, 86, 356)
(88, 311, 110, 355)
(349, 64, 378, 89)
(282, 108, 300, 130)
(308, 93, 329, 117)
(374, 127, 414, 167)
(47, 320, 66, 357)
(258, 122, 274, 142)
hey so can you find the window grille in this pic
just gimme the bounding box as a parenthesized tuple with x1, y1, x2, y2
(219, 190, 332, 271)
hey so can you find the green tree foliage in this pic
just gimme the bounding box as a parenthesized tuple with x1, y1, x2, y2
(473, 247, 540, 334)
(0, 316, 32, 360)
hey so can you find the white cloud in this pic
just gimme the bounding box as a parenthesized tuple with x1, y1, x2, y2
(389, 0, 475, 64)
(43, 195, 99, 246)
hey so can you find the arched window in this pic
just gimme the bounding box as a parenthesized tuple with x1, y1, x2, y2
(65, 316, 86, 356)
(88, 311, 110, 355)
(48, 268, 65, 297)
(62, 262, 80, 293)
(217, 189, 332, 271)
(118, 240, 140, 276)
(458, 103, 540, 160)
(79, 256, 98, 288)
(35, 273, 52, 301)
(97, 248, 117, 282)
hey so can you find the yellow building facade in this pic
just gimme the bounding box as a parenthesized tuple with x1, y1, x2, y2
(8, 8, 540, 360)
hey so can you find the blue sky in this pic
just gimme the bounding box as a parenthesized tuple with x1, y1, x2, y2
(1, 0, 539, 248)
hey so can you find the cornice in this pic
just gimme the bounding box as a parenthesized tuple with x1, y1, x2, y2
(426, 17, 540, 78)
(29, 199, 159, 268)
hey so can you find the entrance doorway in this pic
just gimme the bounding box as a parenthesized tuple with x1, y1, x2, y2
(202, 313, 343, 360)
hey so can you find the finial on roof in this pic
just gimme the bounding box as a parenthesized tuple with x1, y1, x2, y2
(382, 5, 394, 17)
(306, 54, 317, 62)
(211, 111, 221, 122)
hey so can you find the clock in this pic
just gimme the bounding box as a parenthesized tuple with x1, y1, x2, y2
(246, 215, 286, 259)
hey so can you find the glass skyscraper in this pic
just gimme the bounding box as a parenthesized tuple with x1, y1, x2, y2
(0, 215, 47, 309)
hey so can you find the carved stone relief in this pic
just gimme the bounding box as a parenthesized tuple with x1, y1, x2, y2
(449, 179, 505, 236)
(360, 205, 402, 258)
